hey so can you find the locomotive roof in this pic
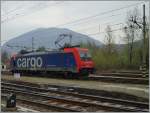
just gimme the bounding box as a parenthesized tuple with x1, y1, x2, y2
(18, 50, 65, 57)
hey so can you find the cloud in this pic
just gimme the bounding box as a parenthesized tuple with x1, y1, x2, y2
(1, 5, 66, 44)
(1, 1, 147, 44)
(21, 6, 66, 27)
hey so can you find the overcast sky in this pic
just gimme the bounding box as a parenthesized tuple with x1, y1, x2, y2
(1, 1, 149, 45)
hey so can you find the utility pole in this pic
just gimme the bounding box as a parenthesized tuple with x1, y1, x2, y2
(69, 34, 72, 45)
(130, 24, 134, 65)
(129, 4, 147, 76)
(32, 37, 34, 52)
(99, 24, 100, 33)
(142, 4, 147, 76)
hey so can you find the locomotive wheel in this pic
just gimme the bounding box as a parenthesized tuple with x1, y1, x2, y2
(70, 73, 79, 79)
(63, 72, 68, 79)
(80, 69, 89, 76)
(77, 69, 89, 79)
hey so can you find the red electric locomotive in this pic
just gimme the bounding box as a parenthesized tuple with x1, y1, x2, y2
(10, 34, 95, 77)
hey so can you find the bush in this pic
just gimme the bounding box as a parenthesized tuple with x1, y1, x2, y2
(79, 42, 148, 71)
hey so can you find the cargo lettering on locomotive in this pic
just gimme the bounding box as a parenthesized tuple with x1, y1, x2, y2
(17, 57, 42, 68)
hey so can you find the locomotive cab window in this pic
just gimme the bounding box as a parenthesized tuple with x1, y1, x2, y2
(79, 50, 92, 61)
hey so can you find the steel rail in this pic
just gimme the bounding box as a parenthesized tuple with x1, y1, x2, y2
(93, 73, 148, 78)
(89, 75, 149, 84)
(2, 87, 143, 112)
(1, 94, 79, 112)
(2, 84, 148, 112)
(2, 82, 149, 109)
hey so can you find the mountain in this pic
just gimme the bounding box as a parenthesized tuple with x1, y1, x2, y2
(115, 39, 145, 51)
(2, 28, 103, 55)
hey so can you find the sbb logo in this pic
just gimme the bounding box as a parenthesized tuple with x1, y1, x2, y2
(17, 57, 43, 68)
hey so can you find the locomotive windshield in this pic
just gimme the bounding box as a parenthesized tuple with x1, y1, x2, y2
(79, 50, 92, 61)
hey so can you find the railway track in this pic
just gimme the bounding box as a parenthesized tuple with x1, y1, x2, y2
(115, 70, 149, 74)
(1, 93, 78, 112)
(1, 94, 79, 112)
(91, 71, 149, 83)
(2, 79, 148, 102)
(2, 70, 149, 84)
(89, 74, 149, 84)
(94, 72, 148, 78)
(1, 81, 149, 112)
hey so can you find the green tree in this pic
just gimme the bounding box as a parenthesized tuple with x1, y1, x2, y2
(123, 8, 142, 66)
(123, 7, 149, 69)
(1, 51, 9, 65)
(104, 25, 116, 54)
(36, 46, 46, 52)
(19, 49, 29, 54)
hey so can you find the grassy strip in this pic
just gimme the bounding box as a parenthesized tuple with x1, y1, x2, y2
(2, 75, 149, 99)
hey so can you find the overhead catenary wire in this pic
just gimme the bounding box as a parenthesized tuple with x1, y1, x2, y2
(54, 2, 145, 28)
(87, 25, 141, 36)
(87, 28, 123, 36)
(1, 11, 124, 44)
(65, 13, 123, 30)
(53, 2, 145, 36)
(2, 1, 64, 17)
(63, 3, 146, 35)
(75, 22, 124, 33)
(2, 2, 144, 24)
(59, 3, 144, 34)
(1, 1, 64, 23)
(2, 3, 25, 17)
(1, 2, 146, 46)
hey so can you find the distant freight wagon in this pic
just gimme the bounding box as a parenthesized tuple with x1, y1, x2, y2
(10, 47, 95, 77)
